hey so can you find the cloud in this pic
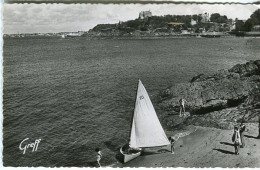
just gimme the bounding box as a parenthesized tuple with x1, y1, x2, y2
(3, 3, 260, 34)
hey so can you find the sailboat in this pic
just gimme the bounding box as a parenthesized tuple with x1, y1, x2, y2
(61, 34, 66, 39)
(120, 80, 170, 163)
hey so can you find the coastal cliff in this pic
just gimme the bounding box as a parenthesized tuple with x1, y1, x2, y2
(159, 60, 260, 129)
(85, 13, 233, 38)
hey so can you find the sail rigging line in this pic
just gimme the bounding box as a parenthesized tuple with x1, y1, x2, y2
(128, 79, 140, 141)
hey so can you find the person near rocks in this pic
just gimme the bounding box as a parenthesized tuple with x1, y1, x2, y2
(179, 98, 187, 117)
(168, 136, 177, 154)
(239, 122, 246, 148)
(95, 147, 102, 167)
(258, 115, 260, 139)
(232, 126, 241, 155)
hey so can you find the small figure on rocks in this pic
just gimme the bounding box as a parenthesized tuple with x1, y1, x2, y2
(258, 116, 260, 139)
(95, 147, 102, 167)
(179, 98, 187, 117)
(232, 126, 241, 155)
(239, 121, 246, 148)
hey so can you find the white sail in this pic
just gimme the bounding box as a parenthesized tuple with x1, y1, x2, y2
(129, 80, 170, 148)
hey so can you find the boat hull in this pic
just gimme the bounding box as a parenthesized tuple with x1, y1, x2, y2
(120, 147, 141, 163)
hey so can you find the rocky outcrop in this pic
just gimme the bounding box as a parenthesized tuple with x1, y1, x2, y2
(159, 60, 260, 129)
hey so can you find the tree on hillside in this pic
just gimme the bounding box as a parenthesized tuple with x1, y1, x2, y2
(236, 9, 260, 32)
(250, 9, 260, 25)
(219, 15, 228, 23)
(210, 13, 221, 22)
(124, 19, 147, 30)
(235, 19, 245, 32)
(191, 14, 200, 22)
(148, 16, 168, 29)
(243, 19, 254, 32)
(210, 13, 228, 23)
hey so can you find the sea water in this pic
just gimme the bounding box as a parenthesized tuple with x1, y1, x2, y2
(3, 37, 260, 166)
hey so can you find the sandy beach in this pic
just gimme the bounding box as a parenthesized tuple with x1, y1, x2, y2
(112, 123, 260, 168)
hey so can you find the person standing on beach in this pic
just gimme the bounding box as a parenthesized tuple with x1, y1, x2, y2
(168, 136, 178, 154)
(95, 148, 102, 167)
(232, 126, 241, 155)
(179, 98, 187, 117)
(239, 122, 246, 148)
(258, 115, 260, 139)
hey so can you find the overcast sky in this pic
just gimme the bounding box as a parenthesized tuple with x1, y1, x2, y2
(3, 3, 260, 34)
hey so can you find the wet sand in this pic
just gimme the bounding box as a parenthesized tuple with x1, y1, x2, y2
(112, 123, 260, 168)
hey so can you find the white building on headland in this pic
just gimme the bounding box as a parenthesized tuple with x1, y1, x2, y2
(201, 12, 210, 23)
(191, 19, 197, 25)
(229, 20, 236, 31)
(66, 31, 84, 37)
(139, 11, 152, 19)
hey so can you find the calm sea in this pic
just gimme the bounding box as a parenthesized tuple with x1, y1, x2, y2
(3, 37, 260, 167)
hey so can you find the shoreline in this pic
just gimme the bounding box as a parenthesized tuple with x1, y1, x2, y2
(104, 125, 198, 168)
(4, 36, 260, 42)
(6, 35, 260, 40)
(110, 123, 260, 168)
(109, 125, 198, 167)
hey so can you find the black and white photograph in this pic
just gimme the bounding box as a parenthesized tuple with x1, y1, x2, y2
(1, 0, 260, 168)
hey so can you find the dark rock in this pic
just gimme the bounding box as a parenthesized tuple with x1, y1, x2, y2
(159, 60, 260, 129)
(229, 60, 260, 77)
(190, 74, 204, 83)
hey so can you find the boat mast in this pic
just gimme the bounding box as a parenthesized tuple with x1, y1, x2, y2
(128, 79, 140, 141)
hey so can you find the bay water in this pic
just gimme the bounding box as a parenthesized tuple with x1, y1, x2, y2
(3, 37, 260, 166)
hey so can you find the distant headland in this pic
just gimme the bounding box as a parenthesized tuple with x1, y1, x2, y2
(4, 9, 260, 38)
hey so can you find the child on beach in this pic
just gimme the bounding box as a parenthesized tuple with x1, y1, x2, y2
(95, 148, 102, 167)
(232, 126, 241, 155)
(179, 98, 187, 117)
(169, 136, 179, 154)
(239, 122, 246, 148)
